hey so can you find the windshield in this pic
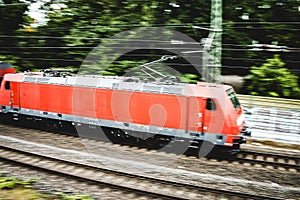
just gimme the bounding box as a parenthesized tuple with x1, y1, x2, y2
(226, 88, 241, 109)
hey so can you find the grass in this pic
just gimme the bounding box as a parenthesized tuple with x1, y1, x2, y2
(0, 175, 94, 200)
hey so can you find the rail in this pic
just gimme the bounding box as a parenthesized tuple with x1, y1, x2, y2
(0, 144, 284, 200)
(236, 150, 300, 172)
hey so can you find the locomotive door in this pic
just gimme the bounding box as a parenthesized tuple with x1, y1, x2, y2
(10, 82, 20, 109)
(0, 80, 12, 108)
(187, 97, 206, 133)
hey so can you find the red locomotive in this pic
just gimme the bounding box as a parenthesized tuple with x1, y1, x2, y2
(0, 61, 250, 156)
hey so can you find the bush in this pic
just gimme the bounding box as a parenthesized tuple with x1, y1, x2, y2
(246, 55, 300, 99)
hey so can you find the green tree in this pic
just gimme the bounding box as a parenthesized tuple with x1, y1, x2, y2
(0, 0, 31, 66)
(247, 54, 300, 98)
(2, 0, 299, 80)
(223, 0, 300, 76)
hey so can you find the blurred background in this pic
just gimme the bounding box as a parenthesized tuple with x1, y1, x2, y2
(0, 0, 299, 98)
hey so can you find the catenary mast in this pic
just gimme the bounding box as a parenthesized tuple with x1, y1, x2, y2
(202, 0, 223, 82)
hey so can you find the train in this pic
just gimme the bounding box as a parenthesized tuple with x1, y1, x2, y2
(0, 60, 251, 156)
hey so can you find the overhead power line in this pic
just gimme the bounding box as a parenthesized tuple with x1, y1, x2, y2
(0, 2, 29, 6)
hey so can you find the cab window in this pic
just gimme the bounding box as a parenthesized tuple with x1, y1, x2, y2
(226, 88, 240, 109)
(5, 81, 10, 90)
(206, 98, 216, 111)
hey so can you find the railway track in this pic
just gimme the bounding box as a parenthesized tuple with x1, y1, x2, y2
(0, 144, 286, 200)
(0, 122, 299, 173)
(235, 150, 300, 172)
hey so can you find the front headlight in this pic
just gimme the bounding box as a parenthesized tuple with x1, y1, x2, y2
(236, 113, 245, 126)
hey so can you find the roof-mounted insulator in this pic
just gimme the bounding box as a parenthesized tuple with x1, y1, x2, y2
(43, 69, 73, 77)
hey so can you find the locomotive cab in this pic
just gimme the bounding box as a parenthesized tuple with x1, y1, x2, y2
(0, 62, 16, 88)
(222, 86, 251, 150)
(0, 77, 11, 113)
(0, 62, 16, 113)
(187, 82, 251, 154)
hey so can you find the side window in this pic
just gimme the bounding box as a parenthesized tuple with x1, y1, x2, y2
(0, 77, 3, 87)
(5, 81, 10, 90)
(206, 98, 216, 111)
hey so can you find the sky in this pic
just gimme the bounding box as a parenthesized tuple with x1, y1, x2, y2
(26, 0, 66, 26)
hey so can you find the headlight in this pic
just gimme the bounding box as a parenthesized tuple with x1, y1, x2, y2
(236, 114, 245, 126)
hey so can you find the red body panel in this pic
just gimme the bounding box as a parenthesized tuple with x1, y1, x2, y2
(0, 87, 10, 107)
(0, 72, 247, 148)
(18, 83, 207, 131)
(20, 83, 73, 114)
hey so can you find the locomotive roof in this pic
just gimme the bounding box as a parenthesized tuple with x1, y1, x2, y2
(4, 72, 231, 97)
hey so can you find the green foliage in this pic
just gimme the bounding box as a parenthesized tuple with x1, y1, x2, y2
(0, 176, 37, 189)
(179, 73, 199, 83)
(0, 0, 299, 86)
(0, 177, 18, 189)
(223, 0, 300, 75)
(58, 193, 94, 200)
(0, 0, 32, 68)
(0, 176, 94, 200)
(247, 55, 300, 98)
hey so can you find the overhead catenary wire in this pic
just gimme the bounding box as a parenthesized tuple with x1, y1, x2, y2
(1, 26, 298, 61)
(14, 25, 300, 32)
(4, 56, 300, 71)
(1, 49, 299, 63)
(1, 47, 299, 53)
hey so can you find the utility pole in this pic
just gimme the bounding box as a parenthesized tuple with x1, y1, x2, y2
(203, 0, 223, 82)
(190, 0, 223, 82)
